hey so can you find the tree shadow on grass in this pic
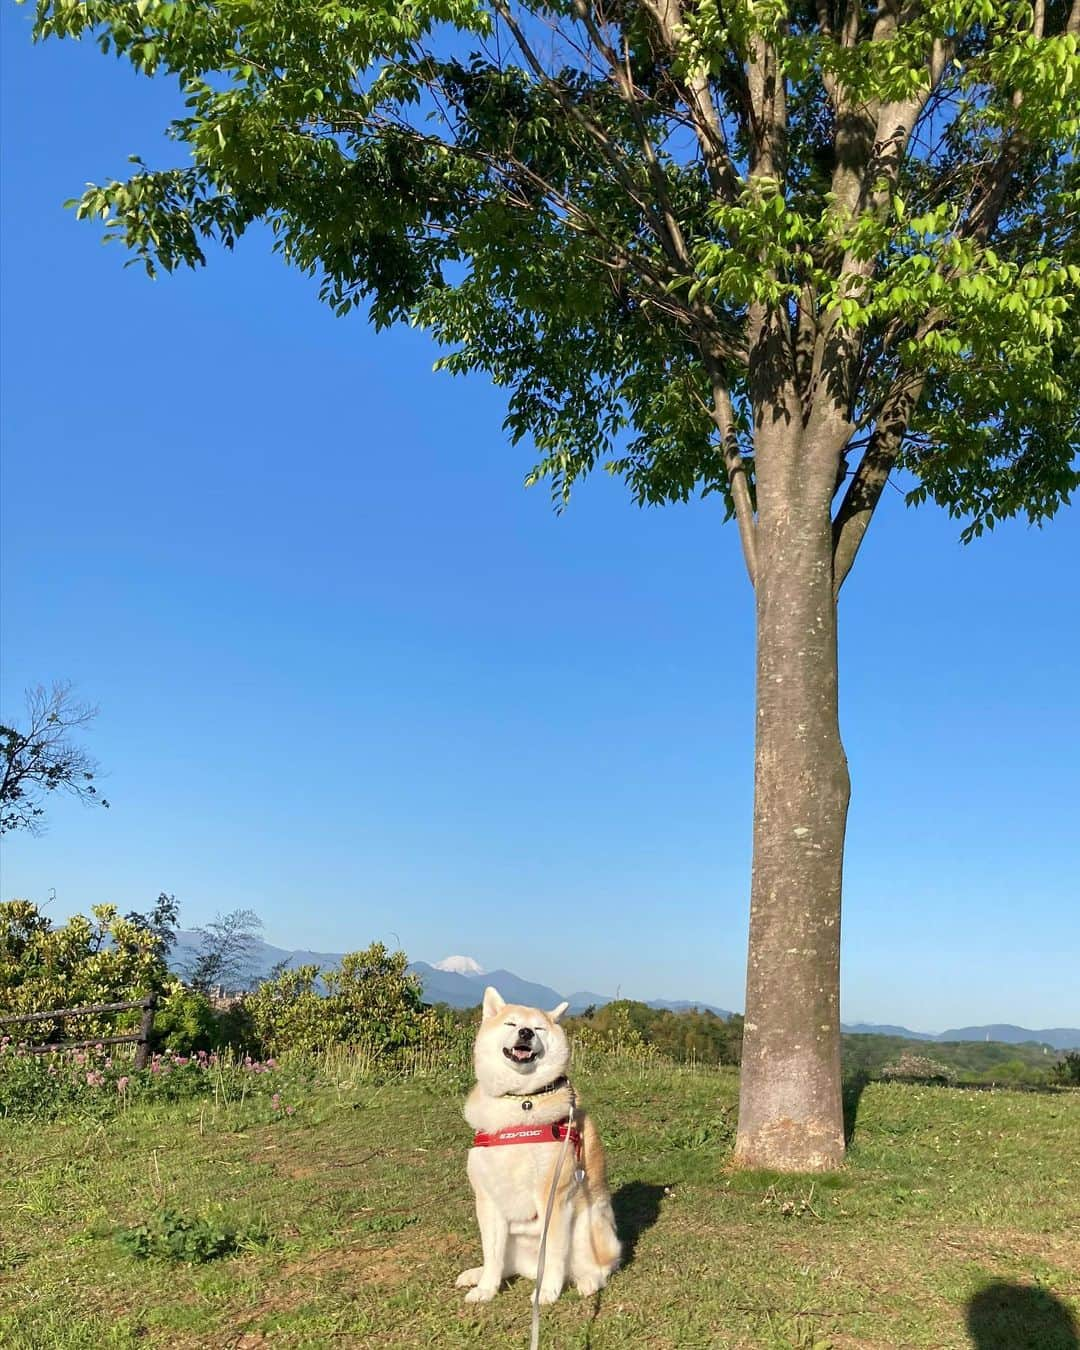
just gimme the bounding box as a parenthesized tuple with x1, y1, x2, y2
(967, 1280, 1079, 1350)
(611, 1181, 668, 1269)
(842, 1071, 871, 1145)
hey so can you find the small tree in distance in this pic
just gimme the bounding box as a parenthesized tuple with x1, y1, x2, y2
(1, 683, 110, 834)
(124, 891, 181, 961)
(185, 908, 264, 994)
(27, 0, 1080, 1169)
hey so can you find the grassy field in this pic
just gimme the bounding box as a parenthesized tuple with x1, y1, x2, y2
(2, 1055, 1078, 1349)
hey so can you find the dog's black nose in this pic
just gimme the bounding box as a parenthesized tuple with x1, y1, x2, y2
(516, 1027, 535, 1043)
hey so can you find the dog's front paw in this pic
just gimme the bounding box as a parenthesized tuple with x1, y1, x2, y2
(455, 1267, 483, 1289)
(464, 1284, 498, 1303)
(575, 1271, 607, 1297)
(536, 1284, 562, 1306)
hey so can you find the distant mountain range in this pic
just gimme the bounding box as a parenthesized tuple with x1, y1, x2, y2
(167, 933, 1080, 1049)
(841, 1021, 1080, 1051)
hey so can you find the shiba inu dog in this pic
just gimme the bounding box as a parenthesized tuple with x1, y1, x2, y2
(457, 986, 621, 1305)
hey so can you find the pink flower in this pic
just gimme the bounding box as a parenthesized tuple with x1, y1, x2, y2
(117, 1076, 130, 1093)
(271, 1093, 281, 1111)
(285, 1106, 295, 1117)
(86, 1071, 105, 1087)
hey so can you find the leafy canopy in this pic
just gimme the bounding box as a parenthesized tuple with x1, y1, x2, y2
(30, 0, 1080, 547)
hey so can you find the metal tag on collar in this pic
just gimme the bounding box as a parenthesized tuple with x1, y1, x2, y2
(521, 1098, 533, 1111)
(574, 1166, 585, 1184)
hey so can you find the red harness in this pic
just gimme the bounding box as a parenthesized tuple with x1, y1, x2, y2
(472, 1117, 583, 1162)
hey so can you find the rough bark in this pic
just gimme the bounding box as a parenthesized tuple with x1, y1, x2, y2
(735, 417, 850, 1172)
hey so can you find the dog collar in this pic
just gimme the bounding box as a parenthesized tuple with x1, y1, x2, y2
(501, 1074, 570, 1109)
(473, 1117, 582, 1159)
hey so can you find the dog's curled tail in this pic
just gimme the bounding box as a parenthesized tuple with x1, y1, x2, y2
(589, 1196, 622, 1271)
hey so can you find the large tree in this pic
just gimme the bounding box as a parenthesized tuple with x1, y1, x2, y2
(27, 0, 1078, 1168)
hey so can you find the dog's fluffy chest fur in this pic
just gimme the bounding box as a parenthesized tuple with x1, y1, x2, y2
(466, 1141, 562, 1222)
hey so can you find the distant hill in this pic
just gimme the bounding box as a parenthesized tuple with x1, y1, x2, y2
(841, 1031, 1066, 1083)
(843, 1022, 935, 1041)
(165, 933, 1076, 1046)
(842, 1021, 1080, 1050)
(647, 999, 734, 1017)
(934, 1025, 1080, 1051)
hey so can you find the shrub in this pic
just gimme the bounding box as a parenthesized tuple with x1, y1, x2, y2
(0, 899, 168, 1042)
(879, 1053, 958, 1086)
(1051, 1051, 1080, 1087)
(152, 987, 220, 1054)
(567, 1000, 744, 1066)
(244, 942, 442, 1058)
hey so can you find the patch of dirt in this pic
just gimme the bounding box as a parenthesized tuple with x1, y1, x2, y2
(936, 1224, 1080, 1270)
(278, 1225, 469, 1291)
(831, 1337, 923, 1349)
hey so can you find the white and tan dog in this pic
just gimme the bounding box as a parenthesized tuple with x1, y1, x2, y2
(457, 986, 621, 1305)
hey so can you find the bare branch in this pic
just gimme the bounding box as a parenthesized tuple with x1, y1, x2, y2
(1, 683, 109, 834)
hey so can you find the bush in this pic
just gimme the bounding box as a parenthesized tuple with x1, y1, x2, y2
(244, 942, 443, 1058)
(880, 1053, 958, 1086)
(1051, 1051, 1080, 1086)
(0, 899, 169, 1042)
(567, 1001, 743, 1066)
(152, 988, 220, 1054)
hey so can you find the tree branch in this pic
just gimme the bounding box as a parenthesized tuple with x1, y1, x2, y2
(639, 0, 741, 200)
(704, 353, 757, 585)
(493, 0, 687, 269)
(570, 0, 693, 268)
(831, 370, 925, 593)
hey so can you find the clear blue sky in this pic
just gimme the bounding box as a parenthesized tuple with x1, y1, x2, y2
(1, 9, 1077, 1032)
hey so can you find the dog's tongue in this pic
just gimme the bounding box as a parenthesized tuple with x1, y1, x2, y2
(511, 1047, 533, 1061)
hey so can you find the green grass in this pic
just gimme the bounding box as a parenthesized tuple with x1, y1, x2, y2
(1, 1055, 1077, 1349)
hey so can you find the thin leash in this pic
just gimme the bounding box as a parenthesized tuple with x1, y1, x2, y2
(529, 1086, 577, 1350)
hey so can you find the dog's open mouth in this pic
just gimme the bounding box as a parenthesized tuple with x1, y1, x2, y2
(503, 1046, 538, 1064)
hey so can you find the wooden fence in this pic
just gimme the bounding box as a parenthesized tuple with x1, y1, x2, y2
(0, 995, 157, 1070)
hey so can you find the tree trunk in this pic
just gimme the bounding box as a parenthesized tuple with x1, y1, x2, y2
(734, 423, 851, 1172)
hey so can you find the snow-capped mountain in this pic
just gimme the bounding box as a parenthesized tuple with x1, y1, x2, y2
(432, 955, 485, 976)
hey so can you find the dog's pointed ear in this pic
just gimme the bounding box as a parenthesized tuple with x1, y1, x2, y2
(482, 986, 506, 1020)
(548, 1001, 569, 1023)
